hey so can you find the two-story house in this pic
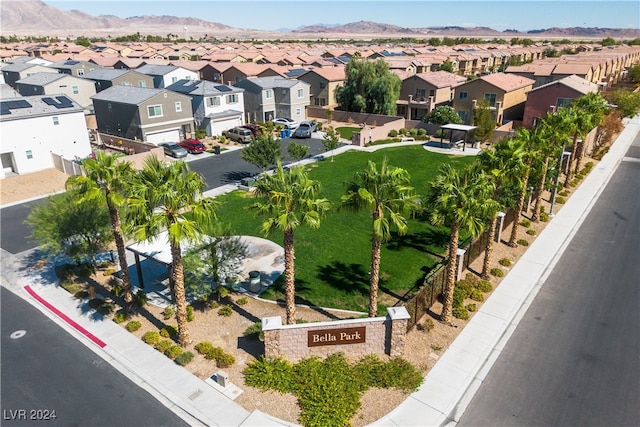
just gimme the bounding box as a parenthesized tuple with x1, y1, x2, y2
(2, 63, 58, 88)
(91, 86, 194, 144)
(134, 64, 198, 88)
(396, 71, 467, 121)
(0, 95, 92, 177)
(166, 79, 245, 137)
(15, 72, 97, 113)
(297, 66, 346, 108)
(48, 59, 97, 77)
(522, 75, 598, 129)
(80, 68, 155, 93)
(233, 76, 310, 123)
(453, 73, 535, 125)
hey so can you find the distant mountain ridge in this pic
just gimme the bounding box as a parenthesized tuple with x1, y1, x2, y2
(2, 0, 638, 39)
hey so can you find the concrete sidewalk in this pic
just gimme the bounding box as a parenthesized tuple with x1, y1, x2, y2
(1, 116, 637, 427)
(372, 117, 640, 426)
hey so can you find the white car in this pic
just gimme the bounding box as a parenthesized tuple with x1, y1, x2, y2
(272, 118, 299, 129)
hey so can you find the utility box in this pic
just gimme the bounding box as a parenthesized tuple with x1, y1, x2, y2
(216, 371, 228, 387)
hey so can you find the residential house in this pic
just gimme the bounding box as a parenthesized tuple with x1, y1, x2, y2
(297, 66, 346, 108)
(166, 79, 245, 137)
(452, 72, 535, 125)
(522, 75, 598, 129)
(0, 95, 92, 177)
(48, 59, 97, 77)
(15, 72, 97, 113)
(134, 64, 198, 88)
(220, 63, 287, 86)
(91, 86, 194, 144)
(80, 68, 155, 92)
(396, 71, 467, 120)
(233, 76, 310, 123)
(1, 63, 59, 88)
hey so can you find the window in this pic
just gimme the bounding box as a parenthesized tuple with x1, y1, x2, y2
(265, 89, 273, 99)
(107, 103, 112, 112)
(429, 89, 435, 97)
(175, 101, 182, 112)
(417, 89, 427, 98)
(26, 150, 33, 159)
(319, 82, 326, 89)
(105, 125, 112, 133)
(484, 93, 497, 107)
(72, 86, 79, 94)
(52, 116, 59, 125)
(207, 96, 220, 107)
(122, 81, 131, 86)
(76, 69, 84, 76)
(459, 91, 468, 100)
(147, 105, 163, 118)
(295, 108, 301, 117)
(213, 72, 221, 81)
(556, 97, 572, 108)
(171, 76, 178, 83)
(138, 80, 146, 88)
(226, 94, 238, 104)
(314, 98, 326, 106)
(282, 89, 287, 96)
(297, 88, 304, 98)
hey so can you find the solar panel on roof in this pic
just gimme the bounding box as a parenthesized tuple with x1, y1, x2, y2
(42, 96, 74, 109)
(214, 85, 232, 92)
(0, 99, 32, 115)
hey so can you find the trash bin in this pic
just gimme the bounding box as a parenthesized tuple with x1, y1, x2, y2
(280, 130, 287, 139)
(249, 271, 261, 293)
(214, 145, 221, 155)
(285, 128, 291, 138)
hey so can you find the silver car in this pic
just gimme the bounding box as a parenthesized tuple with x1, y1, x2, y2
(160, 142, 188, 158)
(292, 121, 317, 138)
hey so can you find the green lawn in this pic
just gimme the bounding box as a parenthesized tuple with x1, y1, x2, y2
(213, 146, 476, 314)
(335, 126, 361, 140)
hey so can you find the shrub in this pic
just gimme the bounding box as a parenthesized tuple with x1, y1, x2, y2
(540, 212, 550, 222)
(398, 128, 407, 135)
(498, 258, 512, 267)
(125, 320, 142, 332)
(103, 269, 116, 276)
(243, 357, 295, 393)
(218, 305, 233, 317)
(517, 239, 530, 246)
(186, 305, 195, 322)
(559, 190, 569, 197)
(470, 289, 484, 302)
(134, 290, 148, 307)
(207, 300, 220, 310)
(216, 352, 236, 368)
(490, 268, 504, 277)
(388, 129, 398, 137)
(236, 296, 248, 306)
(159, 326, 177, 338)
(142, 331, 161, 345)
(520, 219, 531, 228)
(243, 322, 264, 340)
(175, 351, 194, 366)
(162, 306, 174, 320)
(417, 128, 427, 136)
(195, 341, 215, 355)
(74, 290, 89, 299)
(452, 306, 469, 320)
(154, 339, 173, 353)
(476, 280, 493, 293)
(164, 345, 183, 359)
(555, 196, 566, 204)
(89, 298, 114, 316)
(111, 284, 123, 297)
(466, 303, 477, 312)
(418, 318, 435, 332)
(526, 229, 537, 236)
(113, 310, 129, 324)
(409, 128, 418, 137)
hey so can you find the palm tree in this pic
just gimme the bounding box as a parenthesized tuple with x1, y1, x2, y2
(476, 139, 524, 278)
(127, 157, 218, 347)
(508, 128, 541, 247)
(341, 158, 420, 317)
(426, 164, 495, 323)
(563, 107, 591, 187)
(66, 152, 136, 312)
(531, 109, 572, 222)
(251, 162, 331, 325)
(571, 93, 609, 173)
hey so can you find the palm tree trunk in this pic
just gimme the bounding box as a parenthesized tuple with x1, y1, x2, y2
(481, 215, 497, 279)
(107, 200, 133, 313)
(284, 228, 296, 325)
(509, 169, 530, 247)
(441, 222, 460, 324)
(574, 138, 584, 175)
(169, 241, 190, 347)
(532, 156, 549, 222)
(369, 236, 382, 318)
(564, 135, 578, 187)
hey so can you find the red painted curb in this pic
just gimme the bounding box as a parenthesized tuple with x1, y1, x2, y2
(24, 285, 107, 348)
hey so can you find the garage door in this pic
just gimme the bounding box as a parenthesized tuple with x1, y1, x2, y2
(145, 129, 180, 144)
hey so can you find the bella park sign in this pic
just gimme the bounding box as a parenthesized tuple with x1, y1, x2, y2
(307, 327, 366, 347)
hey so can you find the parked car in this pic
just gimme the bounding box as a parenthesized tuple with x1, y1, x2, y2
(178, 138, 206, 154)
(240, 123, 263, 137)
(160, 142, 188, 159)
(223, 127, 253, 144)
(272, 118, 299, 129)
(292, 120, 317, 138)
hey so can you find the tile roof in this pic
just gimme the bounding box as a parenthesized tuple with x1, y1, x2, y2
(528, 74, 598, 95)
(480, 73, 535, 91)
(408, 71, 467, 88)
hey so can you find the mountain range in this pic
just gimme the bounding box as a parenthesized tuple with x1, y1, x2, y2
(2, 0, 639, 39)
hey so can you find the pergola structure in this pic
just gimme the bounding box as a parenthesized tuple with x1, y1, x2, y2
(438, 123, 478, 151)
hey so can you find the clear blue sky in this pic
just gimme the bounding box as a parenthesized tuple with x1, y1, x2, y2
(42, 1, 640, 32)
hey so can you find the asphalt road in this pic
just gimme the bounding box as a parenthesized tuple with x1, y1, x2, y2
(0, 136, 336, 254)
(0, 287, 189, 427)
(458, 137, 640, 426)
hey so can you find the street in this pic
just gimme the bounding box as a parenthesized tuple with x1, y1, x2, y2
(458, 134, 640, 425)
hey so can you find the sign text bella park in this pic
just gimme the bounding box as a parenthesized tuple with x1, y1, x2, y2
(307, 327, 366, 347)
